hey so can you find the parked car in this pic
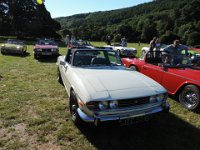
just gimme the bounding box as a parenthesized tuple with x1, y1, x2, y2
(141, 44, 168, 55)
(56, 48, 169, 126)
(68, 39, 95, 49)
(104, 43, 137, 58)
(1, 39, 27, 56)
(122, 51, 200, 111)
(33, 39, 59, 59)
(190, 54, 200, 67)
(189, 45, 200, 52)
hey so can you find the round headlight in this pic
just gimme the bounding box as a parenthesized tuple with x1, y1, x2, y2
(150, 96, 157, 103)
(37, 48, 42, 51)
(156, 94, 165, 102)
(98, 101, 108, 110)
(52, 48, 57, 52)
(109, 100, 118, 109)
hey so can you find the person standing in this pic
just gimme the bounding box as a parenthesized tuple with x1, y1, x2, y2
(121, 36, 127, 47)
(163, 40, 188, 65)
(65, 34, 70, 48)
(149, 37, 157, 51)
(105, 35, 111, 45)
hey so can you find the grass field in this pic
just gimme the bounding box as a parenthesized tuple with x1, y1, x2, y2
(0, 42, 200, 150)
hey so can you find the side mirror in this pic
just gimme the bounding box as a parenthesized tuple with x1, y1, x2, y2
(60, 61, 65, 66)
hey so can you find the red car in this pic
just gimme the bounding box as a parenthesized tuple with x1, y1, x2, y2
(33, 39, 59, 59)
(189, 45, 200, 52)
(122, 51, 200, 111)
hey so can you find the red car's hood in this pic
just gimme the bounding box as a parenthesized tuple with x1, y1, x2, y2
(170, 68, 200, 83)
(34, 44, 58, 49)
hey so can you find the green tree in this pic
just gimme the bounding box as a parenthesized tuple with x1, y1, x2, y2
(187, 31, 200, 46)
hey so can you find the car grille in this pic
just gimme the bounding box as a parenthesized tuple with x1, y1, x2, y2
(42, 49, 51, 52)
(118, 97, 150, 107)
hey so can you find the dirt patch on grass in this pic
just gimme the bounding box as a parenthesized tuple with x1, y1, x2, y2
(13, 123, 27, 135)
(37, 143, 61, 150)
(28, 106, 39, 118)
(0, 127, 9, 139)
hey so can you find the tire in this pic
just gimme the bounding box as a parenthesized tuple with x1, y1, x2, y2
(129, 65, 137, 71)
(179, 85, 200, 112)
(1, 50, 5, 55)
(69, 90, 83, 125)
(1, 49, 5, 55)
(34, 53, 38, 59)
(57, 67, 63, 85)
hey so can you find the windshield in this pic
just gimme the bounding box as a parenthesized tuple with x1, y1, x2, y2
(7, 39, 24, 45)
(73, 50, 122, 67)
(145, 51, 195, 68)
(37, 39, 56, 45)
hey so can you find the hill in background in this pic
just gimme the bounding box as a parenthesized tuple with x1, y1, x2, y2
(56, 0, 200, 45)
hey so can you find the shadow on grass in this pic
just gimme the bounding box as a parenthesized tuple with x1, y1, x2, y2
(36, 55, 59, 63)
(77, 113, 200, 150)
(1, 52, 30, 57)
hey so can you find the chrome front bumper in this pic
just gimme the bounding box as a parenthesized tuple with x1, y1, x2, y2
(77, 102, 170, 125)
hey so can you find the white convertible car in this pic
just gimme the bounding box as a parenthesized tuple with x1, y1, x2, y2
(104, 43, 137, 57)
(141, 44, 168, 55)
(56, 48, 169, 126)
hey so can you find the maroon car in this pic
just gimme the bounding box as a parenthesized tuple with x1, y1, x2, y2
(122, 51, 200, 111)
(33, 39, 59, 59)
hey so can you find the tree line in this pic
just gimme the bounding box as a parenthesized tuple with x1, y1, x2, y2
(56, 0, 200, 45)
(0, 0, 200, 45)
(0, 0, 60, 39)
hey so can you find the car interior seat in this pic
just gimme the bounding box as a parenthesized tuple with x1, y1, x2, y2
(91, 57, 110, 65)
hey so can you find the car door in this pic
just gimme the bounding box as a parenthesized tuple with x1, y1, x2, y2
(140, 63, 164, 84)
(62, 62, 72, 93)
(140, 51, 165, 84)
(59, 56, 72, 93)
(160, 68, 186, 95)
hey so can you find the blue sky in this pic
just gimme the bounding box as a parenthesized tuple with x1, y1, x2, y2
(45, 0, 152, 18)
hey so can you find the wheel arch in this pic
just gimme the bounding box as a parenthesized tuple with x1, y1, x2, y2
(175, 83, 200, 99)
(129, 64, 139, 71)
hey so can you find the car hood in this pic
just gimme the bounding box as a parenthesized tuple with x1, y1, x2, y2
(35, 44, 58, 49)
(72, 67, 166, 101)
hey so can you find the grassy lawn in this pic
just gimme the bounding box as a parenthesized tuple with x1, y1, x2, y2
(0, 41, 200, 150)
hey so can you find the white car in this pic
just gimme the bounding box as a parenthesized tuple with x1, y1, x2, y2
(56, 48, 169, 126)
(104, 43, 137, 57)
(141, 44, 168, 55)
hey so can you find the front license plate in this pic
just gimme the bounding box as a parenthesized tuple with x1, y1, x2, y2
(42, 52, 51, 55)
(119, 115, 150, 126)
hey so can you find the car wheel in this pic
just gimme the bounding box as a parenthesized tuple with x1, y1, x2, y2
(1, 50, 5, 55)
(129, 65, 137, 71)
(1, 49, 5, 55)
(34, 53, 38, 59)
(57, 67, 63, 85)
(179, 85, 200, 111)
(69, 90, 83, 125)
